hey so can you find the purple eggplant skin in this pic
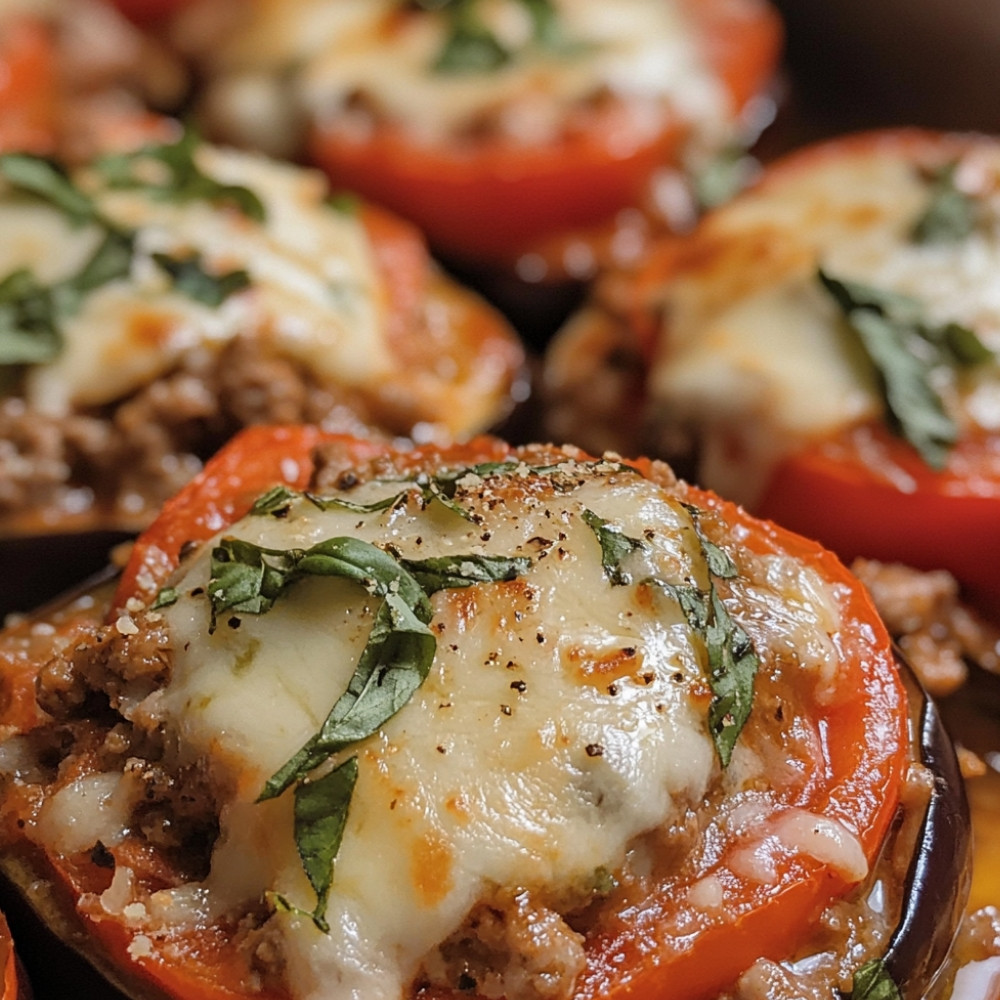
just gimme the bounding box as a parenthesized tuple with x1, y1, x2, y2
(885, 651, 972, 998)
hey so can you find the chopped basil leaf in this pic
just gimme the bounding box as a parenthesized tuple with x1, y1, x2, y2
(326, 191, 361, 215)
(819, 269, 994, 469)
(681, 503, 737, 579)
(646, 507, 758, 767)
(251, 485, 301, 517)
(0, 153, 98, 224)
(400, 553, 532, 593)
(912, 162, 978, 244)
(292, 756, 359, 932)
(431, 0, 569, 73)
(306, 491, 407, 515)
(520, 0, 565, 48)
(582, 509, 645, 586)
(151, 251, 251, 307)
(435, 12, 510, 73)
(704, 588, 757, 768)
(150, 586, 179, 610)
(208, 538, 301, 629)
(72, 229, 136, 295)
(96, 129, 266, 222)
(0, 269, 61, 365)
(261, 588, 436, 800)
(842, 958, 902, 1000)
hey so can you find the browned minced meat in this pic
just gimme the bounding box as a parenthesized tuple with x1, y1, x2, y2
(852, 559, 1000, 697)
(26, 613, 222, 870)
(414, 887, 588, 1000)
(0, 336, 372, 530)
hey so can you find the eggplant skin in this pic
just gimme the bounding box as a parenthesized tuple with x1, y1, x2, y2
(0, 851, 145, 1000)
(885, 654, 972, 998)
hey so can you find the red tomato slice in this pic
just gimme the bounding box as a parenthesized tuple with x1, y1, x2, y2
(106, 428, 908, 1000)
(0, 912, 17, 1000)
(308, 0, 781, 266)
(758, 421, 1000, 623)
(0, 17, 58, 154)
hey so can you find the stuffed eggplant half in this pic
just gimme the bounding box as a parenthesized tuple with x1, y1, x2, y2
(0, 131, 523, 543)
(0, 429, 975, 1000)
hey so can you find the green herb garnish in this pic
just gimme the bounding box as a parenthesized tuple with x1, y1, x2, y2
(429, 0, 570, 73)
(912, 162, 978, 244)
(290, 757, 359, 932)
(199, 518, 532, 924)
(399, 553, 531, 593)
(96, 129, 266, 222)
(819, 269, 994, 469)
(650, 505, 758, 768)
(151, 252, 251, 307)
(582, 508, 646, 586)
(0, 153, 99, 224)
(842, 958, 902, 1000)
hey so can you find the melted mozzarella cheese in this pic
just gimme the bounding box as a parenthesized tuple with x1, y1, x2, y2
(647, 141, 1000, 505)
(134, 455, 850, 1000)
(2, 145, 387, 417)
(156, 466, 715, 999)
(206, 0, 729, 151)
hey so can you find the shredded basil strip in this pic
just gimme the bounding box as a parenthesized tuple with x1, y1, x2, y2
(250, 485, 301, 517)
(647, 506, 758, 767)
(96, 129, 266, 221)
(151, 252, 251, 307)
(912, 162, 978, 244)
(582, 509, 645, 586)
(680, 502, 737, 580)
(0, 227, 135, 365)
(819, 269, 994, 469)
(430, 0, 568, 73)
(399, 553, 531, 593)
(0, 269, 62, 365)
(150, 586, 179, 611)
(842, 958, 902, 1000)
(0, 153, 99, 224)
(292, 757, 359, 932)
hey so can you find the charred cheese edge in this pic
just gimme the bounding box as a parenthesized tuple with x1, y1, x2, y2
(1, 142, 389, 417)
(199, 0, 734, 156)
(21, 449, 873, 1000)
(646, 137, 1000, 506)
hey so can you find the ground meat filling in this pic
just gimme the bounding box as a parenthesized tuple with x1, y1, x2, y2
(851, 559, 1000, 697)
(0, 336, 373, 533)
(14, 614, 223, 892)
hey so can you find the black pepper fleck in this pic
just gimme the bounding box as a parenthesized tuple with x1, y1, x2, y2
(227, 616, 241, 630)
(90, 841, 115, 869)
(585, 743, 605, 758)
(500, 704, 511, 716)
(510, 680, 527, 693)
(607, 683, 619, 696)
